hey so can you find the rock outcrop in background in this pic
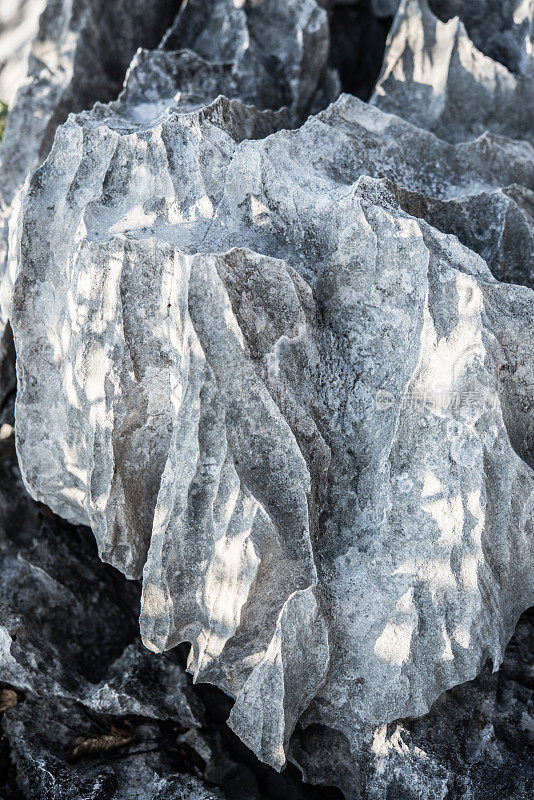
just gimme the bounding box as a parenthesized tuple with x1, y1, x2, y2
(0, 2, 532, 799)
(0, 0, 44, 106)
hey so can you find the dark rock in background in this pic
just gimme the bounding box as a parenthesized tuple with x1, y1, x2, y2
(0, 433, 345, 799)
(0, 1, 533, 799)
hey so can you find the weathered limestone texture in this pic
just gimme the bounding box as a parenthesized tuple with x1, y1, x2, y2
(0, 434, 339, 800)
(0, 0, 180, 364)
(428, 0, 534, 75)
(372, 0, 534, 143)
(0, 0, 533, 798)
(0, 0, 45, 106)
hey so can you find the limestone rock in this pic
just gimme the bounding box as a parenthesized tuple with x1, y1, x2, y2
(0, 422, 531, 800)
(0, 0, 44, 106)
(0, 0, 182, 359)
(1, 0, 534, 797)
(3, 696, 224, 800)
(427, 0, 534, 75)
(372, 0, 534, 144)
(393, 182, 534, 289)
(0, 435, 202, 727)
(11, 69, 534, 779)
(0, 435, 340, 799)
(290, 609, 534, 800)
(160, 0, 333, 119)
(0, 0, 335, 377)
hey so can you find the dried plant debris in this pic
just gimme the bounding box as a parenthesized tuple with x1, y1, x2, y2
(0, 687, 18, 713)
(66, 722, 136, 762)
(0, 1, 533, 799)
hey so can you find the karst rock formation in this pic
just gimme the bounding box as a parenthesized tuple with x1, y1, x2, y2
(0, 2, 533, 799)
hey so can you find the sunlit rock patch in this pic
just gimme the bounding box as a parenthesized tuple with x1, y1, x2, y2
(0, 1, 533, 798)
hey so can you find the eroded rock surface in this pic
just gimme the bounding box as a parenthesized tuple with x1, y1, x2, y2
(0, 0, 181, 370)
(0, 0, 533, 798)
(372, 0, 534, 144)
(0, 432, 345, 800)
(0, 423, 531, 800)
(290, 609, 534, 800)
(0, 0, 44, 106)
(427, 0, 534, 75)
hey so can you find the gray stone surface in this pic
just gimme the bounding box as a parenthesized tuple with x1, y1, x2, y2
(0, 0, 336, 402)
(11, 35, 534, 782)
(372, 0, 534, 143)
(0, 0, 180, 369)
(0, 0, 533, 798)
(291, 609, 534, 800)
(0, 421, 531, 799)
(392, 182, 534, 289)
(160, 0, 334, 119)
(3, 695, 224, 800)
(427, 0, 534, 75)
(0, 435, 202, 726)
(0, 0, 44, 106)
(0, 432, 341, 800)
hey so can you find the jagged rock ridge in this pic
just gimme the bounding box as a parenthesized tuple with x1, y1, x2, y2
(0, 1, 533, 798)
(372, 0, 534, 144)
